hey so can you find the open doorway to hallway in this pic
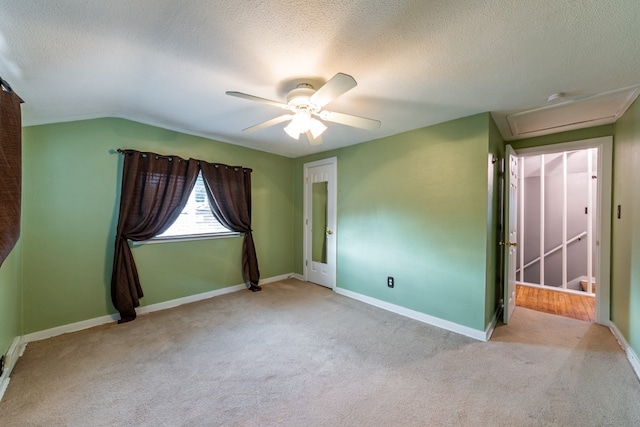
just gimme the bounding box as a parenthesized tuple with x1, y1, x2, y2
(508, 137, 612, 325)
(516, 148, 596, 322)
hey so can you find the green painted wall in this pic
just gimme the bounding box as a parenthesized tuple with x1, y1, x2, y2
(21, 118, 294, 334)
(0, 239, 22, 357)
(295, 114, 495, 331)
(612, 98, 640, 358)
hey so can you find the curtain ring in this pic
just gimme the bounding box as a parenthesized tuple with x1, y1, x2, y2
(0, 77, 14, 93)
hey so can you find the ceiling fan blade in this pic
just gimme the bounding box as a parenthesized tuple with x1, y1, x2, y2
(226, 91, 289, 109)
(305, 131, 324, 146)
(321, 110, 381, 130)
(243, 114, 292, 132)
(309, 73, 357, 107)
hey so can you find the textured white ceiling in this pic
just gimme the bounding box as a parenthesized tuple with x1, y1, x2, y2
(1, 1, 639, 157)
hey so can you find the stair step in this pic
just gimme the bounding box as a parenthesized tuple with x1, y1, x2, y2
(580, 280, 596, 293)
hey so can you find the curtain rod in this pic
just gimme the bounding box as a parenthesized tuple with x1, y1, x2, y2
(116, 149, 252, 172)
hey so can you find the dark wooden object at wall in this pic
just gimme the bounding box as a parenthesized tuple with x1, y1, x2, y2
(0, 78, 23, 267)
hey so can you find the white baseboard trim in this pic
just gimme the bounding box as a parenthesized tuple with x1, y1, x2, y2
(484, 309, 499, 341)
(135, 284, 246, 316)
(0, 375, 8, 402)
(22, 273, 295, 345)
(290, 273, 305, 282)
(22, 313, 121, 344)
(334, 287, 488, 341)
(261, 273, 298, 285)
(0, 336, 24, 403)
(609, 322, 640, 381)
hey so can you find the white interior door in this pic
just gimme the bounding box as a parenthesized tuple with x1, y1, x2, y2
(503, 145, 518, 323)
(304, 158, 337, 288)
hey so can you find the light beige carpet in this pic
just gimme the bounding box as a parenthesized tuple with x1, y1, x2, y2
(1, 279, 639, 426)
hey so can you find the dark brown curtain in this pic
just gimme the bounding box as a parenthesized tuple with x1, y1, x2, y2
(200, 162, 260, 290)
(111, 150, 199, 322)
(0, 78, 23, 268)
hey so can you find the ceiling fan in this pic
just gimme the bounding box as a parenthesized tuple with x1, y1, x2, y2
(226, 72, 380, 145)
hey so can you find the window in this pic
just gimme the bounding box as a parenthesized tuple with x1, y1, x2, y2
(151, 172, 238, 242)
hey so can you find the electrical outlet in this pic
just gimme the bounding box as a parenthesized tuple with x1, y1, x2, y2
(387, 276, 394, 288)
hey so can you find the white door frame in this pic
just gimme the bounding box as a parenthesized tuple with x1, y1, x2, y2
(303, 157, 337, 289)
(514, 136, 612, 325)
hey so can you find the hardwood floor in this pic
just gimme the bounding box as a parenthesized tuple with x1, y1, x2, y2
(516, 284, 596, 322)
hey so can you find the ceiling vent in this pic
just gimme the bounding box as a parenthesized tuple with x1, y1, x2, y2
(506, 85, 640, 139)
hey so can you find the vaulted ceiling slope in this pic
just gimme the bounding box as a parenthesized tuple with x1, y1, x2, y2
(1, 1, 639, 157)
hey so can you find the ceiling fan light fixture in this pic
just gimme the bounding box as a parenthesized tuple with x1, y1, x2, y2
(308, 117, 327, 139)
(283, 121, 301, 140)
(283, 111, 327, 140)
(292, 110, 311, 129)
(227, 72, 380, 145)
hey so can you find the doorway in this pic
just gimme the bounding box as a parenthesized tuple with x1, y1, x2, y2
(303, 157, 337, 288)
(509, 137, 612, 325)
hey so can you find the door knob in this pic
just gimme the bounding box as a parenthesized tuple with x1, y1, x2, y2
(326, 230, 333, 235)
